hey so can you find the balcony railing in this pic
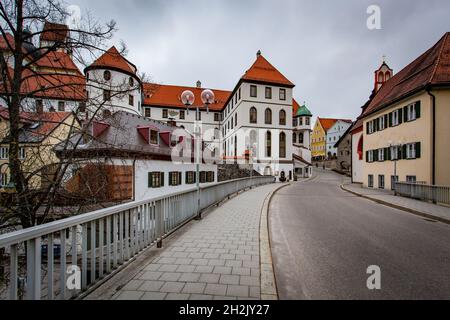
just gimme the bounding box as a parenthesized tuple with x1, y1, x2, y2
(395, 182, 450, 205)
(0, 176, 275, 300)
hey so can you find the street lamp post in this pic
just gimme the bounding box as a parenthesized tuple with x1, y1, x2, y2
(389, 140, 402, 195)
(181, 89, 215, 220)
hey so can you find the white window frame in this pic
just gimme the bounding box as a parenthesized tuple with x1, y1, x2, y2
(0, 147, 8, 160)
(406, 143, 416, 159)
(368, 121, 374, 134)
(0, 173, 8, 187)
(368, 150, 374, 162)
(379, 148, 385, 161)
(379, 116, 385, 130)
(390, 146, 399, 160)
(392, 110, 400, 126)
(407, 104, 416, 122)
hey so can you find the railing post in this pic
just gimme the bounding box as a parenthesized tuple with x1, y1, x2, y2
(156, 200, 163, 248)
(26, 238, 41, 300)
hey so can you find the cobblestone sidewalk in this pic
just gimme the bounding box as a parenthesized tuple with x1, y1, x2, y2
(94, 183, 280, 300)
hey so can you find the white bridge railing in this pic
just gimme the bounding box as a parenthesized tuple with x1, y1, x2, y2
(395, 182, 450, 205)
(0, 176, 275, 300)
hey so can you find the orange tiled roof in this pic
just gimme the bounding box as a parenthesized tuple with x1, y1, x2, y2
(241, 54, 294, 87)
(87, 46, 137, 76)
(362, 32, 450, 118)
(318, 118, 352, 132)
(35, 51, 82, 74)
(40, 22, 69, 42)
(292, 99, 300, 116)
(143, 83, 232, 111)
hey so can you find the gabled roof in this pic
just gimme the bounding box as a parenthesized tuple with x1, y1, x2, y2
(362, 32, 450, 118)
(86, 46, 137, 76)
(317, 118, 352, 132)
(143, 83, 232, 111)
(0, 107, 73, 143)
(35, 51, 82, 74)
(241, 54, 294, 87)
(40, 22, 69, 42)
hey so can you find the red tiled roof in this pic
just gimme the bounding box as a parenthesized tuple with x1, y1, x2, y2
(0, 107, 72, 139)
(40, 22, 69, 42)
(0, 33, 15, 50)
(35, 51, 82, 74)
(362, 32, 450, 118)
(318, 118, 352, 132)
(87, 46, 137, 75)
(241, 54, 294, 87)
(143, 83, 232, 111)
(292, 99, 300, 116)
(1, 66, 86, 101)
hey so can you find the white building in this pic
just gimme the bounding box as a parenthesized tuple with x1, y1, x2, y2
(326, 119, 352, 158)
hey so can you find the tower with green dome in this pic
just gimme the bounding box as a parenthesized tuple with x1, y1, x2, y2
(293, 100, 313, 178)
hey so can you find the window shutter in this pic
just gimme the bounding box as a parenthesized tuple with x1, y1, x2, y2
(212, 172, 215, 182)
(148, 172, 152, 188)
(388, 113, 393, 127)
(415, 101, 421, 119)
(374, 149, 378, 162)
(402, 145, 407, 159)
(194, 172, 197, 183)
(160, 172, 165, 187)
(403, 106, 408, 122)
(185, 171, 189, 184)
(366, 123, 370, 134)
(398, 108, 403, 124)
(178, 172, 182, 185)
(374, 119, 378, 132)
(366, 151, 369, 163)
(386, 147, 391, 161)
(416, 142, 421, 158)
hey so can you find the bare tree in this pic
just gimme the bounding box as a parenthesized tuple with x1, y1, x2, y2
(0, 0, 148, 230)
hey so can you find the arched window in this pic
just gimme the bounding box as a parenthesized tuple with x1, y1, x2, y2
(385, 71, 391, 81)
(266, 131, 272, 157)
(104, 70, 111, 81)
(299, 132, 304, 144)
(250, 107, 257, 124)
(293, 132, 297, 144)
(265, 108, 272, 124)
(279, 110, 286, 125)
(279, 132, 286, 158)
(378, 72, 384, 83)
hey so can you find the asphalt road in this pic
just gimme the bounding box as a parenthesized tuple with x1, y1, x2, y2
(269, 169, 450, 300)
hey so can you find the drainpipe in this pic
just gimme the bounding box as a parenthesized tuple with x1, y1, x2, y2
(426, 87, 436, 185)
(132, 158, 137, 201)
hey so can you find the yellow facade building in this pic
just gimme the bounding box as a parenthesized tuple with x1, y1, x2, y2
(359, 32, 450, 190)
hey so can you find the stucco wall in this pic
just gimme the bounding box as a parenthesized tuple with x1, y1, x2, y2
(363, 92, 432, 190)
(434, 89, 450, 186)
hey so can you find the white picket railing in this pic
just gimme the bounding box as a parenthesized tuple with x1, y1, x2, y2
(0, 176, 275, 300)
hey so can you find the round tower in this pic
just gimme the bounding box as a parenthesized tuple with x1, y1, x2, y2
(84, 46, 142, 117)
(294, 102, 313, 150)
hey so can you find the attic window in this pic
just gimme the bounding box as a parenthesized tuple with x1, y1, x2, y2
(104, 70, 111, 81)
(150, 130, 158, 145)
(129, 77, 134, 87)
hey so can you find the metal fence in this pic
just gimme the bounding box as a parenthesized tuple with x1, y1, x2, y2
(395, 182, 450, 205)
(0, 176, 275, 300)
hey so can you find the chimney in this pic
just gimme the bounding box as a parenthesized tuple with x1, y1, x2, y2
(196, 80, 202, 88)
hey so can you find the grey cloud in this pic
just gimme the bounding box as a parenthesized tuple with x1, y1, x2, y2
(69, 0, 450, 119)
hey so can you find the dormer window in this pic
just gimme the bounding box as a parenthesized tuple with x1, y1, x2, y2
(150, 130, 159, 145)
(103, 70, 111, 81)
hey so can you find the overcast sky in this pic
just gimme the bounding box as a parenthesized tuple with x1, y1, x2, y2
(68, 0, 450, 120)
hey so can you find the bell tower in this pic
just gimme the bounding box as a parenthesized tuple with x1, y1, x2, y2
(374, 56, 393, 92)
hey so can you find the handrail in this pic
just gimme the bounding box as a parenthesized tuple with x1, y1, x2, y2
(0, 175, 275, 300)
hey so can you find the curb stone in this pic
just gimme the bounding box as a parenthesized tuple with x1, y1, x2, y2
(259, 182, 293, 300)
